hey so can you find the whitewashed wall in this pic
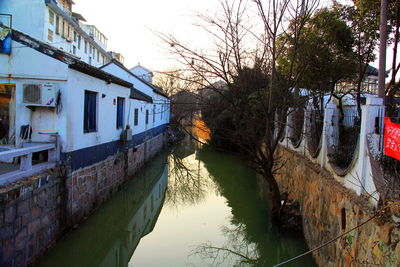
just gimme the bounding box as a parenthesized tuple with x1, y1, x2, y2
(0, 0, 46, 40)
(0, 40, 69, 148)
(65, 69, 131, 152)
(130, 65, 153, 83)
(101, 63, 153, 96)
(101, 63, 170, 130)
(152, 92, 170, 128)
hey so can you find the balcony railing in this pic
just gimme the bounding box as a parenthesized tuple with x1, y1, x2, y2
(0, 142, 59, 186)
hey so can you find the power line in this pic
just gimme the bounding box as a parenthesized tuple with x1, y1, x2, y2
(273, 203, 397, 266)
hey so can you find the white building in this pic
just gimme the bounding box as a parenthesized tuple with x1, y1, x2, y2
(0, 26, 170, 181)
(0, 0, 112, 67)
(130, 65, 154, 84)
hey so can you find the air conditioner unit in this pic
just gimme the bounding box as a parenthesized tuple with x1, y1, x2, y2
(23, 83, 58, 107)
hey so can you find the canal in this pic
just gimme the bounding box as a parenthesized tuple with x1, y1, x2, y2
(38, 136, 315, 267)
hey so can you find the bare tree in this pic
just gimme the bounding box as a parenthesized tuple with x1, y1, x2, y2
(158, 0, 320, 221)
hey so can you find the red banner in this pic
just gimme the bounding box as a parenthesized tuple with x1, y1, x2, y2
(384, 117, 400, 160)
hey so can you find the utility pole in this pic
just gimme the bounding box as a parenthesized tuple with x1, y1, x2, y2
(378, 0, 388, 99)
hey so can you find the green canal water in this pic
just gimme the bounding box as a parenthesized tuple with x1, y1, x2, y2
(38, 137, 315, 267)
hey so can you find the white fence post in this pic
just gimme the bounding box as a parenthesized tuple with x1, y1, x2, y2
(356, 96, 384, 197)
(320, 103, 338, 167)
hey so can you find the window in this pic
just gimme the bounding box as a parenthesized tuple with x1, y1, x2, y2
(84, 91, 97, 133)
(78, 35, 81, 49)
(72, 45, 76, 55)
(62, 19, 67, 38)
(73, 31, 77, 42)
(89, 57, 92, 65)
(97, 51, 100, 62)
(116, 97, 124, 129)
(84, 40, 87, 53)
(145, 110, 149, 125)
(89, 45, 92, 54)
(48, 29, 54, 42)
(153, 105, 156, 123)
(49, 10, 54, 25)
(134, 108, 139, 126)
(0, 84, 16, 145)
(68, 25, 73, 40)
(55, 16, 60, 34)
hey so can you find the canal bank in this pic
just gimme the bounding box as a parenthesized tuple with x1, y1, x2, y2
(37, 136, 315, 266)
(275, 146, 400, 266)
(0, 133, 166, 266)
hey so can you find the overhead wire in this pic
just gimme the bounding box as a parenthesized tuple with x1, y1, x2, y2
(273, 203, 398, 267)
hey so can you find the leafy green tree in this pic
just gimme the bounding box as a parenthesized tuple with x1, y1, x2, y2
(277, 8, 356, 97)
(334, 0, 380, 117)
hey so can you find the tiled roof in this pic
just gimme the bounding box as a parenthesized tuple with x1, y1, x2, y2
(101, 59, 170, 99)
(9, 27, 132, 88)
(131, 88, 153, 103)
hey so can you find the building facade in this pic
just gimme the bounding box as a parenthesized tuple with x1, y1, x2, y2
(0, 0, 112, 67)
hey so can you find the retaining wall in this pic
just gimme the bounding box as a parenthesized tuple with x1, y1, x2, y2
(0, 133, 166, 266)
(276, 147, 400, 266)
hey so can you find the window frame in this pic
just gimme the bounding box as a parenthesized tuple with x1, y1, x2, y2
(48, 29, 54, 42)
(49, 10, 54, 25)
(153, 104, 156, 123)
(116, 97, 124, 129)
(55, 16, 60, 34)
(83, 90, 98, 133)
(134, 108, 139, 126)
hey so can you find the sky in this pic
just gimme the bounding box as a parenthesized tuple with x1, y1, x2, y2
(73, 0, 218, 72)
(73, 0, 395, 76)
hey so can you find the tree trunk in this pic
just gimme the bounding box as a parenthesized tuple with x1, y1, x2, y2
(264, 169, 281, 223)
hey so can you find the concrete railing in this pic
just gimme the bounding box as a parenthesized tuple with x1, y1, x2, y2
(0, 142, 59, 186)
(280, 96, 386, 206)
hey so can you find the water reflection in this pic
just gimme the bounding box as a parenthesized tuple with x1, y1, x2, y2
(38, 155, 169, 267)
(165, 134, 213, 208)
(192, 146, 315, 266)
(39, 137, 314, 267)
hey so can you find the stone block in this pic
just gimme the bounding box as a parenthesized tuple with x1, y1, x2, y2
(30, 206, 40, 219)
(2, 238, 13, 262)
(378, 224, 392, 244)
(37, 228, 46, 251)
(17, 201, 29, 217)
(28, 219, 40, 236)
(390, 226, 400, 244)
(21, 213, 30, 228)
(395, 242, 400, 262)
(28, 236, 37, 259)
(0, 224, 13, 239)
(4, 206, 15, 223)
(40, 214, 50, 227)
(15, 228, 26, 251)
(38, 191, 46, 204)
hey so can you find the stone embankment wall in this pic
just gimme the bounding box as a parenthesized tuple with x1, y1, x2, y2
(0, 170, 67, 266)
(68, 134, 165, 224)
(0, 133, 166, 266)
(276, 147, 400, 266)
